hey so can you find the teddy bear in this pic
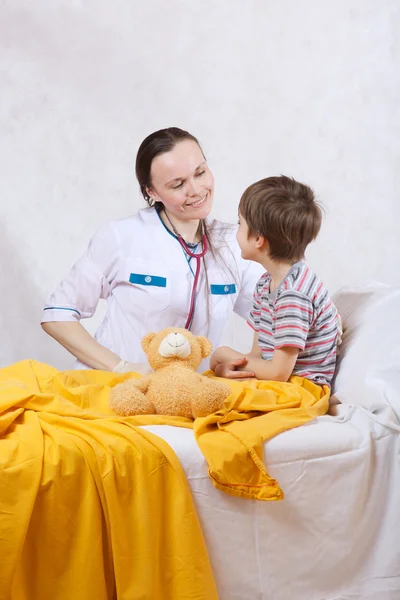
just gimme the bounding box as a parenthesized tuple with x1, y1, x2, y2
(109, 327, 231, 419)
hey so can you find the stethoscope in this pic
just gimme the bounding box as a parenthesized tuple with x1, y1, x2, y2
(162, 210, 208, 330)
(177, 234, 208, 329)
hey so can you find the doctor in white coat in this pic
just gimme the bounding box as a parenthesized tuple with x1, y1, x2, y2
(41, 127, 263, 374)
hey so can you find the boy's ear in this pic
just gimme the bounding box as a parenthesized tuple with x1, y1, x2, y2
(254, 234, 267, 250)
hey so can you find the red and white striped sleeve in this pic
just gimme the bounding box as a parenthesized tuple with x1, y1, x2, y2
(274, 290, 313, 350)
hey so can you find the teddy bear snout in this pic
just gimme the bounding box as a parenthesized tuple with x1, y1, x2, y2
(158, 332, 191, 358)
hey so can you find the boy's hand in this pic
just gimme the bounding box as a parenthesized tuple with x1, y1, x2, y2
(214, 356, 255, 380)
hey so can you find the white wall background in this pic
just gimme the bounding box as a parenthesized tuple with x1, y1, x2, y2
(1, 0, 399, 369)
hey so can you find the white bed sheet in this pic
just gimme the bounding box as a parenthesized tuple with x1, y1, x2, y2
(142, 406, 400, 600)
(141, 284, 400, 599)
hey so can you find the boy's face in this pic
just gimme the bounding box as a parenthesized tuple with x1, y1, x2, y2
(236, 213, 258, 260)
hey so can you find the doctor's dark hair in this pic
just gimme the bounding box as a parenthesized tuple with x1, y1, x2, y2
(239, 176, 322, 262)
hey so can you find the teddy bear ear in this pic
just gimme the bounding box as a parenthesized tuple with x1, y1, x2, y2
(141, 332, 156, 353)
(197, 336, 213, 358)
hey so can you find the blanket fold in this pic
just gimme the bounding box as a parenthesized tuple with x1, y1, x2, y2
(193, 374, 330, 501)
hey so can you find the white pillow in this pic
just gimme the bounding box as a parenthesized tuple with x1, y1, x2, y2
(331, 283, 400, 423)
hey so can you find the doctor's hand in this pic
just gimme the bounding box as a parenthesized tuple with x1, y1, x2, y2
(213, 357, 255, 380)
(112, 360, 152, 375)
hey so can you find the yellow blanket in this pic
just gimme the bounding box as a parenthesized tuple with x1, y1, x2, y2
(0, 361, 218, 600)
(0, 360, 330, 599)
(194, 373, 330, 501)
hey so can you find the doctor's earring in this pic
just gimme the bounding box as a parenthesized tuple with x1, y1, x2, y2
(147, 195, 163, 211)
(146, 191, 157, 207)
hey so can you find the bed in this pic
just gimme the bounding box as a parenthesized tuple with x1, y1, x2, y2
(2, 284, 399, 599)
(142, 283, 400, 600)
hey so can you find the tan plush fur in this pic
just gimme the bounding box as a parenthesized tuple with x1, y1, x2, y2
(109, 327, 231, 419)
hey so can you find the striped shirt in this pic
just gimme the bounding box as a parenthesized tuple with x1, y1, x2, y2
(248, 262, 340, 386)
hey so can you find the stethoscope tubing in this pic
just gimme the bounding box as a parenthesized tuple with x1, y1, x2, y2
(177, 234, 208, 330)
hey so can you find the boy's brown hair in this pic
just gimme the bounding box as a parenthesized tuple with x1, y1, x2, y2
(238, 175, 322, 262)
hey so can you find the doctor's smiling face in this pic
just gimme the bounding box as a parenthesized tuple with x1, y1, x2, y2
(146, 140, 214, 222)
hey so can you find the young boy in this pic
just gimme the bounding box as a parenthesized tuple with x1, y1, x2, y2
(210, 175, 341, 386)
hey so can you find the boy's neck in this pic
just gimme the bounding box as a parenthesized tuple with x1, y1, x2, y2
(260, 256, 297, 293)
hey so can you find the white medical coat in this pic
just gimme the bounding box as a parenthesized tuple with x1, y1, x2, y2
(41, 208, 263, 370)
